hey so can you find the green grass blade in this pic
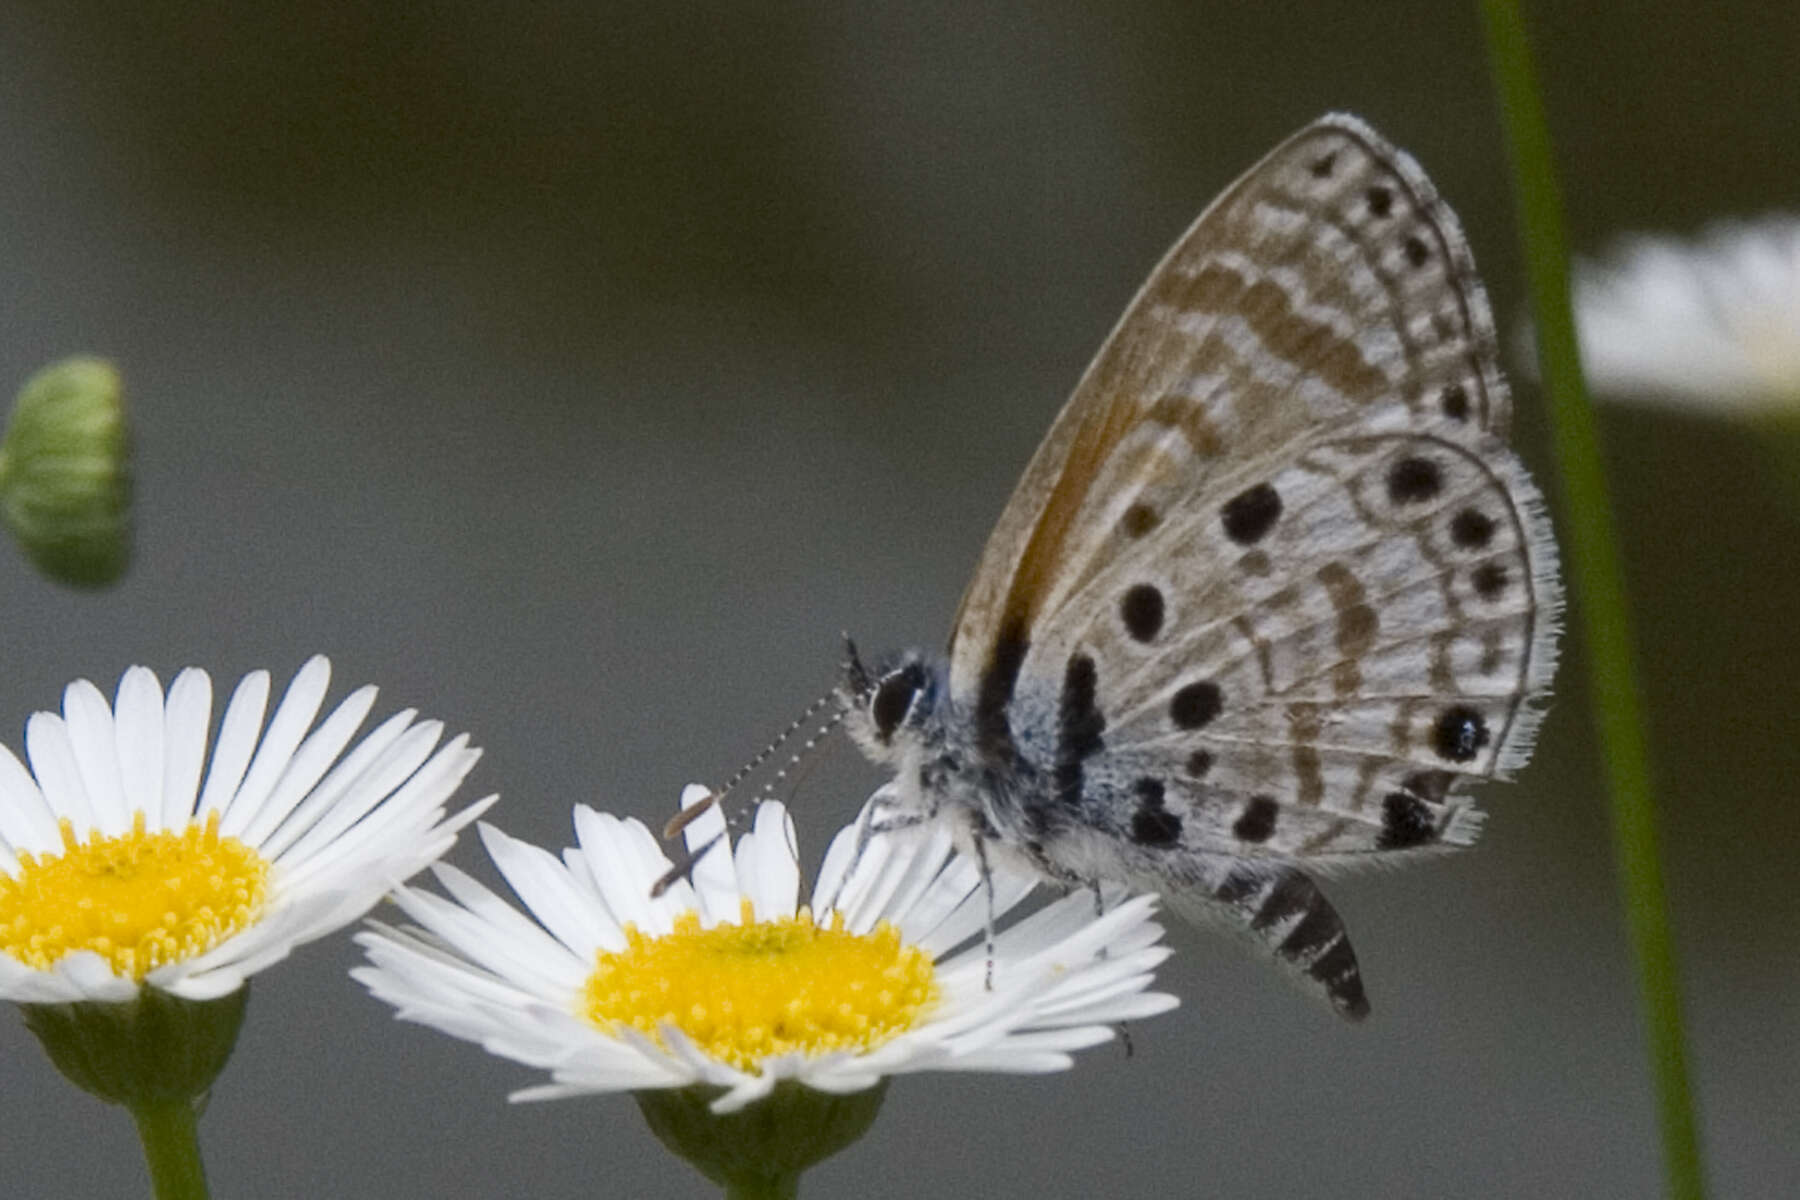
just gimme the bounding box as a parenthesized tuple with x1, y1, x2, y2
(1477, 3, 1707, 1197)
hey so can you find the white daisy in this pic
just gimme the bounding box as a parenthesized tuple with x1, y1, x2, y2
(1567, 215, 1800, 415)
(0, 655, 491, 1004)
(354, 784, 1178, 1114)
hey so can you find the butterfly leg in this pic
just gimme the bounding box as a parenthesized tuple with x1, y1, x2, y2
(1088, 882, 1135, 1057)
(818, 790, 935, 916)
(971, 832, 999, 991)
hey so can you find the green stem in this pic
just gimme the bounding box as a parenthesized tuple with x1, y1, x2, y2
(1477, 4, 1707, 1199)
(129, 1099, 210, 1200)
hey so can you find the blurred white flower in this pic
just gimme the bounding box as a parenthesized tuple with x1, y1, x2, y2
(1565, 216, 1800, 415)
(355, 785, 1178, 1114)
(0, 656, 490, 1004)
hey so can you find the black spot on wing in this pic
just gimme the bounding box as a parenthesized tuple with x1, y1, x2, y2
(1232, 795, 1279, 844)
(1450, 509, 1496, 550)
(1378, 792, 1437, 849)
(1186, 749, 1214, 779)
(1220, 483, 1281, 545)
(1129, 777, 1180, 847)
(974, 619, 1029, 761)
(1120, 503, 1159, 538)
(1365, 185, 1393, 218)
(1119, 584, 1165, 642)
(1131, 808, 1182, 846)
(1386, 456, 1442, 504)
(1169, 681, 1223, 730)
(1433, 705, 1490, 763)
(1441, 383, 1471, 422)
(1471, 562, 1508, 600)
(1053, 654, 1106, 809)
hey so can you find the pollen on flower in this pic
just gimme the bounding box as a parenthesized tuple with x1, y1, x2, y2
(581, 899, 938, 1071)
(0, 811, 270, 978)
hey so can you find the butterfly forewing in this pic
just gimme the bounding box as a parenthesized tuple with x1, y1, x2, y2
(948, 114, 1515, 704)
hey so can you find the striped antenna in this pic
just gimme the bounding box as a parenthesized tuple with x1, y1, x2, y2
(661, 689, 844, 841)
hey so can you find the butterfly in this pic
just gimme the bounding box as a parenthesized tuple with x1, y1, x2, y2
(832, 114, 1562, 1019)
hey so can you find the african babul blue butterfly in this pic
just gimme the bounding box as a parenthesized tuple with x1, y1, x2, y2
(674, 114, 1561, 1019)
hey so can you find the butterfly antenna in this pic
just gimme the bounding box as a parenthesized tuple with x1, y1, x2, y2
(752, 704, 845, 806)
(650, 832, 725, 898)
(661, 690, 843, 841)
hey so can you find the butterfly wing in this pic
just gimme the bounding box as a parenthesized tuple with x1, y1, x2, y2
(942, 114, 1560, 1016)
(948, 112, 1517, 711)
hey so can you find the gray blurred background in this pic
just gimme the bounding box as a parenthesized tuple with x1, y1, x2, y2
(0, 3, 1794, 1196)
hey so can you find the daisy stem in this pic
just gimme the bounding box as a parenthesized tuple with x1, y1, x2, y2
(1478, 4, 1707, 1200)
(129, 1098, 210, 1200)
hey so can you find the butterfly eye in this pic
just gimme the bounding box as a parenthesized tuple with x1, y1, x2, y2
(870, 663, 926, 743)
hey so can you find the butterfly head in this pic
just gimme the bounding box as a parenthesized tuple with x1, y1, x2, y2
(839, 641, 938, 766)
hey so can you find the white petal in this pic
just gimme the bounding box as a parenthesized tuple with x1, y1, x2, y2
(889, 851, 982, 944)
(483, 823, 613, 959)
(619, 817, 701, 931)
(268, 719, 442, 869)
(931, 1048, 1074, 1074)
(912, 868, 1035, 959)
(160, 668, 213, 828)
(830, 823, 899, 931)
(279, 740, 481, 888)
(569, 806, 655, 935)
(405, 868, 592, 993)
(220, 656, 331, 839)
(678, 784, 735, 923)
(196, 670, 269, 818)
(578, 811, 671, 935)
(26, 714, 97, 833)
(255, 707, 416, 860)
(810, 816, 860, 914)
(877, 823, 958, 922)
(738, 801, 798, 920)
(0, 742, 61, 855)
(0, 952, 86, 1003)
(112, 668, 166, 829)
(52, 951, 138, 1003)
(235, 684, 377, 848)
(61, 680, 130, 836)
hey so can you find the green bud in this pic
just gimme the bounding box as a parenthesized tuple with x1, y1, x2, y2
(0, 356, 132, 587)
(21, 984, 248, 1110)
(636, 1081, 888, 1199)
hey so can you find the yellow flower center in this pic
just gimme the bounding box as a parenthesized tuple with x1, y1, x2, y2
(0, 812, 271, 979)
(582, 901, 938, 1071)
